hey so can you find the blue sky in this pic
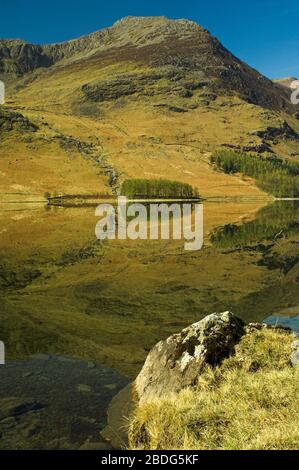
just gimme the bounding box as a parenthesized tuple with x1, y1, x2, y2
(1, 0, 298, 79)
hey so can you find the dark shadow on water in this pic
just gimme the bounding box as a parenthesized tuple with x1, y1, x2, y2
(0, 355, 128, 450)
(211, 201, 299, 249)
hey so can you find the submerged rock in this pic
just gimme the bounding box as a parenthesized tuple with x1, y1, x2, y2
(135, 311, 244, 404)
(0, 398, 43, 421)
(0, 356, 129, 449)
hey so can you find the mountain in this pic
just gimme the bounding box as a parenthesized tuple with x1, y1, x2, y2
(0, 16, 299, 199)
(0, 17, 296, 113)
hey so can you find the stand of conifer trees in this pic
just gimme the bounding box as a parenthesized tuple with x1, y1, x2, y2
(121, 178, 198, 199)
(211, 150, 299, 197)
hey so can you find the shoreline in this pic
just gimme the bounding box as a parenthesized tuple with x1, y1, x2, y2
(0, 194, 278, 207)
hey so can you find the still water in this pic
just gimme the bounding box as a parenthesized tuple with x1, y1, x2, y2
(0, 200, 299, 376)
(0, 199, 299, 448)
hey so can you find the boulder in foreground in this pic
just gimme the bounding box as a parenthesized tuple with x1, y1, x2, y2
(135, 311, 245, 404)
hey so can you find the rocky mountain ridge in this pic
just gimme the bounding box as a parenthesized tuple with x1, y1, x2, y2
(0, 17, 207, 75)
(0, 16, 297, 115)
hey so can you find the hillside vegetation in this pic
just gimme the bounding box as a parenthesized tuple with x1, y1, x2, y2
(1, 17, 299, 200)
(211, 150, 299, 197)
(121, 178, 197, 199)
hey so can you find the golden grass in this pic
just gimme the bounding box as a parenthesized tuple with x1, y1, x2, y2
(0, 124, 110, 197)
(3, 56, 299, 200)
(128, 329, 299, 450)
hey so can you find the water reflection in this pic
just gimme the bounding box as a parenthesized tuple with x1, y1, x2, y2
(0, 200, 298, 376)
(264, 314, 299, 333)
(211, 201, 299, 248)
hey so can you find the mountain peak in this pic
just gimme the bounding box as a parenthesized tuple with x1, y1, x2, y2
(112, 15, 198, 27)
(113, 15, 169, 25)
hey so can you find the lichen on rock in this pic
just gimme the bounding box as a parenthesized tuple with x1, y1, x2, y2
(135, 311, 245, 404)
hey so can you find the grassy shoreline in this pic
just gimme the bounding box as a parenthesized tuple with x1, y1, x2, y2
(128, 327, 299, 450)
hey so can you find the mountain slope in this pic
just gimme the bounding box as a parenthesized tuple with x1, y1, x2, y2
(1, 16, 299, 199)
(1, 17, 296, 114)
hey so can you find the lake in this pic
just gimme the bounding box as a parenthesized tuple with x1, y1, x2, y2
(1, 199, 299, 376)
(1, 198, 299, 448)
